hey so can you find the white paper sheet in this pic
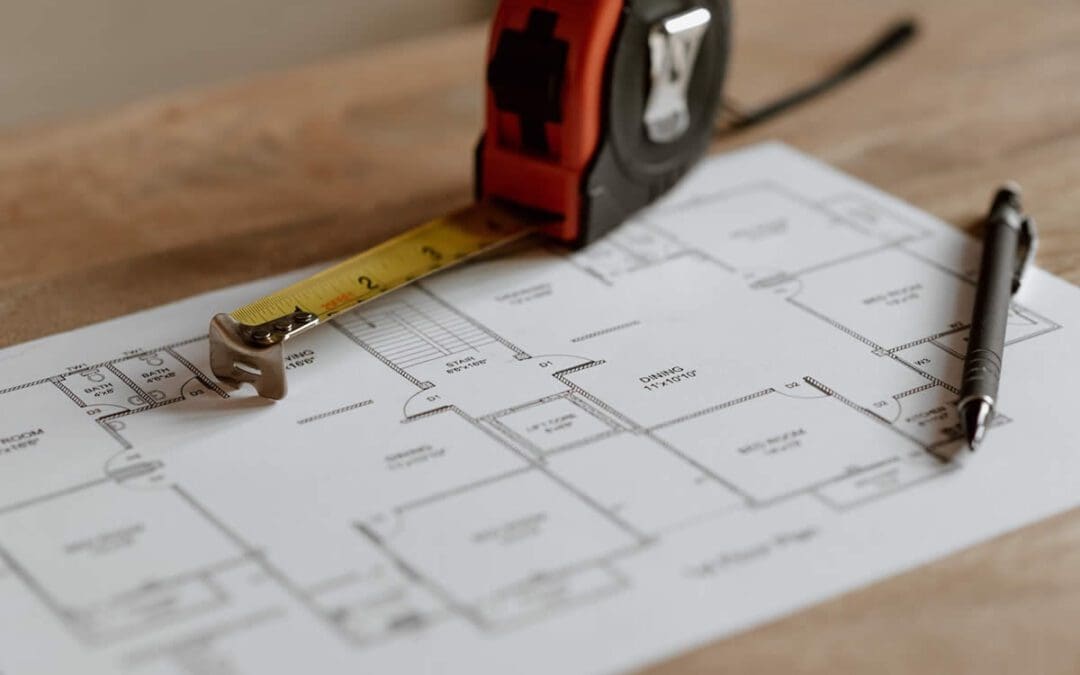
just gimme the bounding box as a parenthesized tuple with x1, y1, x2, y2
(2, 142, 1079, 675)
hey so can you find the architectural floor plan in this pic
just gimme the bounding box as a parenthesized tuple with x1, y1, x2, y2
(2, 143, 1079, 674)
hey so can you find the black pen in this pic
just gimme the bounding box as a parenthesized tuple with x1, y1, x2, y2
(957, 183, 1037, 454)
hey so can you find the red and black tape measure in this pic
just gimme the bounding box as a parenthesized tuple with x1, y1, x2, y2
(210, 0, 732, 398)
(479, 0, 731, 245)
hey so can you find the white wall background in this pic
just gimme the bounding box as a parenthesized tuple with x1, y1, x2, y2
(0, 0, 493, 130)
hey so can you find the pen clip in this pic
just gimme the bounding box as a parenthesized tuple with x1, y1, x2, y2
(1011, 216, 1038, 294)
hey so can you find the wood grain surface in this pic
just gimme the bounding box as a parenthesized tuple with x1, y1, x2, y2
(2, 0, 1080, 672)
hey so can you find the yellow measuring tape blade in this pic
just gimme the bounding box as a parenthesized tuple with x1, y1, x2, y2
(229, 203, 539, 327)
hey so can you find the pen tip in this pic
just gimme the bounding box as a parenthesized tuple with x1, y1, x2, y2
(960, 400, 992, 452)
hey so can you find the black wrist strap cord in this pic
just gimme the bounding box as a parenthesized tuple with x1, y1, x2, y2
(719, 18, 918, 133)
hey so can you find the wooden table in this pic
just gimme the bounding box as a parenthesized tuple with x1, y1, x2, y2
(3, 0, 1079, 672)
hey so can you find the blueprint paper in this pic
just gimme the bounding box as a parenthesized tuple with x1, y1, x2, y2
(2, 142, 1080, 675)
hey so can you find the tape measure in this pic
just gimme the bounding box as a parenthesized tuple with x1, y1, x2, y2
(209, 204, 541, 399)
(211, 0, 730, 399)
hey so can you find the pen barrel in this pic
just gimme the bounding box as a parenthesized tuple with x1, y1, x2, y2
(961, 218, 1020, 403)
